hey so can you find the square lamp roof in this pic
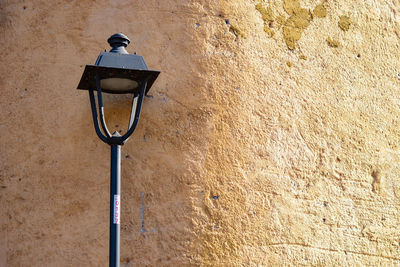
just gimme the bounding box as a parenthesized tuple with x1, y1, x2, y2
(77, 52, 160, 94)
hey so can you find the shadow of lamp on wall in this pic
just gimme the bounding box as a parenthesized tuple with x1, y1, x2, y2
(77, 33, 160, 267)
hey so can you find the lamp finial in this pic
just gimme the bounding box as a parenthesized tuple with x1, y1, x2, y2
(107, 33, 131, 54)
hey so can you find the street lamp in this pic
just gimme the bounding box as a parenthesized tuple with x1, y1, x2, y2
(77, 33, 160, 267)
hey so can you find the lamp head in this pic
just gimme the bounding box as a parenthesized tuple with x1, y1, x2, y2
(77, 33, 160, 94)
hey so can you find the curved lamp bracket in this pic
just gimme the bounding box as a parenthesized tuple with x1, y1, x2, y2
(88, 75, 148, 145)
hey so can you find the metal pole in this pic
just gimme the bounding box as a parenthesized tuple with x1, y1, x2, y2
(109, 144, 121, 267)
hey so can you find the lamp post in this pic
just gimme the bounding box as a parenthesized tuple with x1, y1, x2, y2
(77, 33, 160, 267)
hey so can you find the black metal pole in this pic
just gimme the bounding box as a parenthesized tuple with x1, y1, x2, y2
(109, 143, 121, 267)
(89, 75, 150, 267)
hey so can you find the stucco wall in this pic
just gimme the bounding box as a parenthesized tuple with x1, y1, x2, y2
(1, 0, 400, 266)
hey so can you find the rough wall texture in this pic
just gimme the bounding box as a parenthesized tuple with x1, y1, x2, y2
(0, 0, 400, 266)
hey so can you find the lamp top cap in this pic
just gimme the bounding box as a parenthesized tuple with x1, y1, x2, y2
(107, 33, 131, 48)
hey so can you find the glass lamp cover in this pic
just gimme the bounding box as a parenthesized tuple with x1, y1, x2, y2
(100, 78, 139, 92)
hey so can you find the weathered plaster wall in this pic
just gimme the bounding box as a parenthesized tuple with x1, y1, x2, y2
(1, 0, 400, 266)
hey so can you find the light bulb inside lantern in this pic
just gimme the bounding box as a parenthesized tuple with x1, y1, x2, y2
(100, 78, 138, 93)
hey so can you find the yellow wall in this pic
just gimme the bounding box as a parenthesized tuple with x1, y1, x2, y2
(1, 0, 400, 265)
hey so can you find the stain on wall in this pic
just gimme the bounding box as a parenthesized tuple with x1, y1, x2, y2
(339, 15, 352, 31)
(255, 3, 276, 37)
(255, 0, 328, 50)
(327, 37, 340, 47)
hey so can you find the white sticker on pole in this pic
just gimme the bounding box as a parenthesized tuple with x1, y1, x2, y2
(114, 195, 120, 224)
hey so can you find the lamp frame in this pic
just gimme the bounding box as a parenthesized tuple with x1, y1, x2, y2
(88, 75, 148, 267)
(79, 33, 159, 267)
(89, 75, 148, 145)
